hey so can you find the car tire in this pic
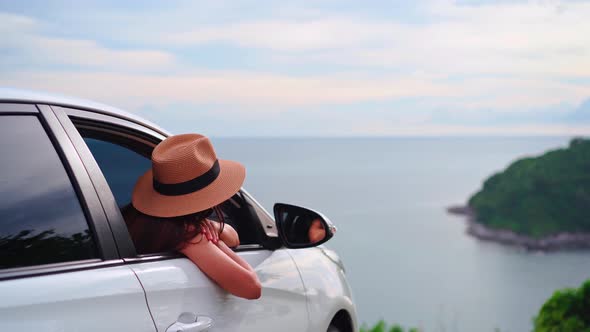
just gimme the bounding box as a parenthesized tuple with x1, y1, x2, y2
(327, 325, 342, 332)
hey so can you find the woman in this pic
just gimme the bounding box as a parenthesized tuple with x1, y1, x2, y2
(126, 133, 261, 300)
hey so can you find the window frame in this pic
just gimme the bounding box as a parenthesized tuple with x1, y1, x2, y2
(52, 106, 164, 260)
(52, 105, 281, 263)
(0, 103, 121, 281)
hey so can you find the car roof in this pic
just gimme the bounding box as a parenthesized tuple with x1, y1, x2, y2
(0, 87, 170, 136)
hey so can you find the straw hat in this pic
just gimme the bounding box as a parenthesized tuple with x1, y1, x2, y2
(132, 134, 245, 217)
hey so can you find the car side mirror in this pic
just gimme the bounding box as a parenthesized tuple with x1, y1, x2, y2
(273, 203, 337, 249)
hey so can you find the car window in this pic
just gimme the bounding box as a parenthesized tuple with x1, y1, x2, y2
(211, 194, 261, 245)
(83, 137, 151, 208)
(242, 192, 278, 238)
(0, 115, 98, 269)
(78, 127, 269, 252)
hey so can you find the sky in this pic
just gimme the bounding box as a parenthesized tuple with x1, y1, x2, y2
(1, 0, 589, 136)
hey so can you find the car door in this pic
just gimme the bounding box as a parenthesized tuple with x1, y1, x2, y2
(52, 105, 310, 332)
(0, 104, 155, 332)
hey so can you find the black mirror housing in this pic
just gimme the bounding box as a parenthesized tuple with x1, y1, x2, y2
(273, 203, 336, 249)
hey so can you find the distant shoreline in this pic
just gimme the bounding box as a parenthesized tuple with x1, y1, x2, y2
(447, 205, 590, 251)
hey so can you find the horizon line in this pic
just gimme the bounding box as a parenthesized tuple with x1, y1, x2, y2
(207, 135, 584, 139)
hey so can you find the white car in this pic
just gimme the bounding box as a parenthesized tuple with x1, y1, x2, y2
(0, 88, 357, 332)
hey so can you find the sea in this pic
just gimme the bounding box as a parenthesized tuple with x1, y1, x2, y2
(212, 137, 590, 332)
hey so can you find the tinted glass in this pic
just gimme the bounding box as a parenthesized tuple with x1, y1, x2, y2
(83, 138, 151, 207)
(0, 116, 97, 269)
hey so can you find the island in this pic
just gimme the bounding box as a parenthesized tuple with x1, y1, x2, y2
(449, 138, 590, 250)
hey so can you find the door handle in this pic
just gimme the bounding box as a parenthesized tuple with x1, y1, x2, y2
(166, 312, 213, 332)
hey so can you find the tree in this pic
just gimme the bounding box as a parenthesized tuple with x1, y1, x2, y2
(468, 138, 590, 238)
(534, 279, 590, 332)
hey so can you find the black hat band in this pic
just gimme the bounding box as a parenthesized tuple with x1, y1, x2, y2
(153, 160, 220, 196)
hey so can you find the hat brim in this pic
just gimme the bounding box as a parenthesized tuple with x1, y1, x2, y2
(132, 159, 245, 218)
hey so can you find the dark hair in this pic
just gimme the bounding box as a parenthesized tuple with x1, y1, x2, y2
(122, 204, 225, 254)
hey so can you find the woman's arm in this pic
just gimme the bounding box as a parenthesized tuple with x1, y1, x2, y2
(218, 223, 239, 247)
(180, 233, 261, 300)
(215, 240, 256, 273)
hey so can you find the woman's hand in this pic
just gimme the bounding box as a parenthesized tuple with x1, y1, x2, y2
(201, 219, 240, 247)
(201, 219, 219, 244)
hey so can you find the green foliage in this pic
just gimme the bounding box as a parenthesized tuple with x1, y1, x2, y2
(389, 326, 403, 332)
(360, 279, 590, 332)
(534, 279, 590, 332)
(468, 138, 590, 237)
(359, 320, 419, 332)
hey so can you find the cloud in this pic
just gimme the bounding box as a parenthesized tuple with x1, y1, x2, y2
(3, 67, 587, 115)
(0, 12, 36, 31)
(1, 1, 589, 136)
(568, 97, 590, 122)
(168, 18, 395, 51)
(161, 1, 590, 79)
(350, 123, 590, 137)
(0, 12, 176, 71)
(33, 38, 176, 70)
(0, 70, 458, 110)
